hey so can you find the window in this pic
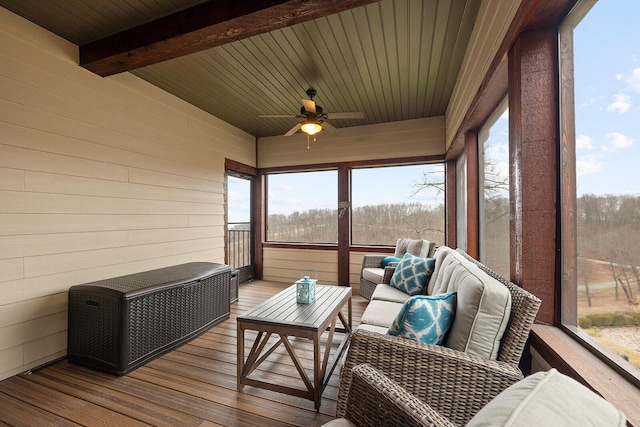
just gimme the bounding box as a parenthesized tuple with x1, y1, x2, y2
(227, 174, 252, 275)
(479, 98, 510, 277)
(562, 0, 640, 380)
(351, 164, 445, 246)
(456, 153, 467, 250)
(266, 170, 338, 243)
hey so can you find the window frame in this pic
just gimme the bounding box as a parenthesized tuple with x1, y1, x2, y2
(261, 157, 446, 250)
(264, 168, 339, 245)
(478, 96, 510, 277)
(350, 163, 446, 247)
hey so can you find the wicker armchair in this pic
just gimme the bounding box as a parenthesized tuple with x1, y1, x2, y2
(338, 252, 541, 425)
(333, 363, 626, 427)
(335, 363, 455, 427)
(359, 238, 435, 301)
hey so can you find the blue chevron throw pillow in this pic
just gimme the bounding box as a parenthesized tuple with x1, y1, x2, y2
(389, 253, 435, 295)
(387, 292, 457, 345)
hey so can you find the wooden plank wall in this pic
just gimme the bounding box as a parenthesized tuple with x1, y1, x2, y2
(262, 248, 387, 290)
(262, 248, 339, 285)
(445, 0, 522, 149)
(0, 7, 255, 381)
(256, 116, 446, 169)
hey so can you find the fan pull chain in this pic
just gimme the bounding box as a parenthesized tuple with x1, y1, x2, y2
(306, 134, 317, 149)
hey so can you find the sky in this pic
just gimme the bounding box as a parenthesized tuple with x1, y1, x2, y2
(227, 165, 444, 222)
(573, 0, 639, 196)
(228, 1, 639, 222)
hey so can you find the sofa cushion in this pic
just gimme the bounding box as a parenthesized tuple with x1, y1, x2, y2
(390, 254, 435, 295)
(362, 267, 385, 284)
(355, 323, 390, 335)
(360, 300, 404, 328)
(427, 245, 458, 295)
(371, 284, 412, 304)
(387, 292, 456, 345)
(439, 256, 511, 360)
(467, 369, 627, 427)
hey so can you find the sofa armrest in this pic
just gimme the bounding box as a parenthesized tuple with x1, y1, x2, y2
(361, 254, 388, 270)
(337, 329, 524, 425)
(343, 364, 455, 427)
(381, 264, 397, 284)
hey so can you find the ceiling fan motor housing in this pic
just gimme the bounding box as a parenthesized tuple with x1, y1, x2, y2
(301, 104, 323, 116)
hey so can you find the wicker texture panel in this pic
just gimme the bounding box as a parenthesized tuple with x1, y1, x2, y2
(68, 293, 119, 370)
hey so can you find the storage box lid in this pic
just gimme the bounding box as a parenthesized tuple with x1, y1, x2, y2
(69, 262, 230, 298)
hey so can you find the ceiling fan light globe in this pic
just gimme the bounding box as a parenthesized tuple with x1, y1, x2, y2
(301, 122, 322, 135)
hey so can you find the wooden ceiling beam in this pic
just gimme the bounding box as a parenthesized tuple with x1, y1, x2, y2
(80, 0, 381, 77)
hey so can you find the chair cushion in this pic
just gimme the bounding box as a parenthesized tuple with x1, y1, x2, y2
(389, 254, 435, 295)
(387, 292, 456, 345)
(371, 284, 412, 303)
(393, 238, 432, 258)
(362, 267, 385, 284)
(467, 369, 627, 427)
(438, 253, 511, 360)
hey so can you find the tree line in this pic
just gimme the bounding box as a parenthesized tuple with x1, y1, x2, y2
(241, 192, 640, 306)
(578, 193, 640, 306)
(267, 202, 445, 246)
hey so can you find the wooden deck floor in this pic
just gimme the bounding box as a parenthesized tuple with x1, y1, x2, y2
(0, 280, 368, 427)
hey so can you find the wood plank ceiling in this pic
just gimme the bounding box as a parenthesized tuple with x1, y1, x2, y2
(0, 0, 481, 138)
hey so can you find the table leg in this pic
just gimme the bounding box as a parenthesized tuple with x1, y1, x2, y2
(237, 323, 244, 391)
(314, 332, 321, 412)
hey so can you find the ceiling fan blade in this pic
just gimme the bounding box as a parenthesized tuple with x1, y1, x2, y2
(326, 112, 365, 119)
(321, 120, 339, 135)
(259, 114, 297, 118)
(302, 99, 316, 114)
(284, 123, 302, 136)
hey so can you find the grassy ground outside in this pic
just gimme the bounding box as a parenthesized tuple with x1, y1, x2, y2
(577, 261, 640, 370)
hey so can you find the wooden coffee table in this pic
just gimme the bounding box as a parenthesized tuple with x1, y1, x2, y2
(237, 284, 352, 411)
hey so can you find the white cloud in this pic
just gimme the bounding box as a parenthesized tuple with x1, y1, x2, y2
(606, 93, 632, 114)
(227, 190, 241, 202)
(627, 67, 640, 93)
(576, 134, 594, 150)
(605, 132, 634, 150)
(485, 142, 509, 163)
(576, 155, 604, 177)
(278, 183, 293, 191)
(492, 161, 510, 183)
(579, 97, 597, 108)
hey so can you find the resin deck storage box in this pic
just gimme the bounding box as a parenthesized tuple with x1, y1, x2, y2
(68, 262, 231, 376)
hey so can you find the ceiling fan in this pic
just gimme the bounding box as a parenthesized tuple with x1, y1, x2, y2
(259, 88, 364, 143)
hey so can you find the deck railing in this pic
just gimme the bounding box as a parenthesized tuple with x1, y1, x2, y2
(228, 222, 252, 280)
